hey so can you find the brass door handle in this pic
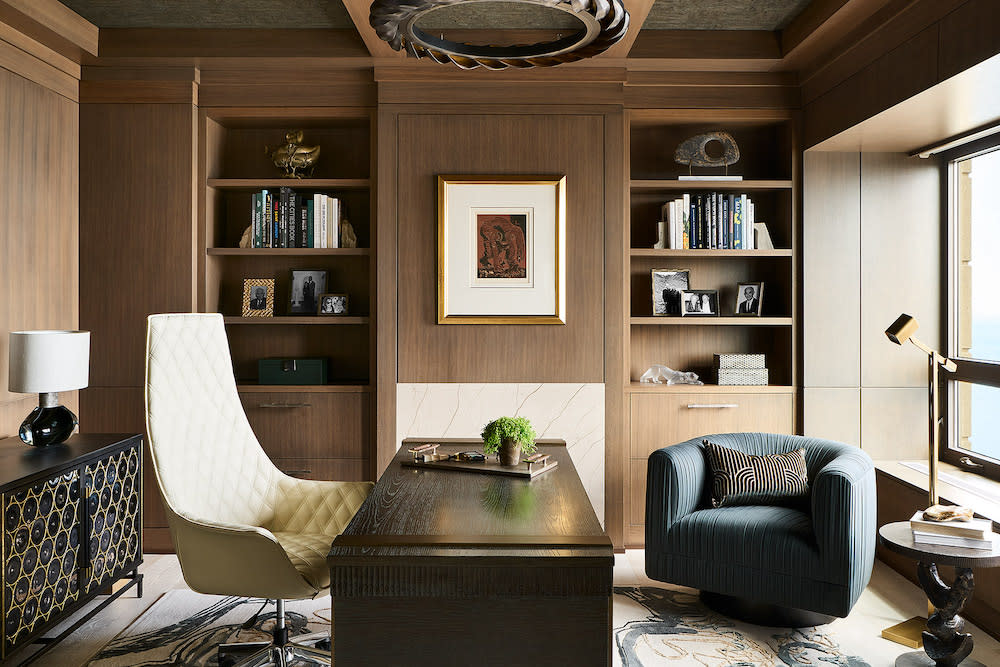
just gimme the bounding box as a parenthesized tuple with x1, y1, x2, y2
(686, 403, 739, 409)
(258, 403, 312, 409)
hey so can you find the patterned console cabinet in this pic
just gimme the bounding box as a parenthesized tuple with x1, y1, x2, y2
(0, 433, 142, 663)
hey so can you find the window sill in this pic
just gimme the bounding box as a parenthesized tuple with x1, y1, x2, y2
(875, 459, 1000, 528)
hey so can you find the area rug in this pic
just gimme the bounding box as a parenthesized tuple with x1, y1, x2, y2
(614, 586, 871, 667)
(87, 592, 329, 666)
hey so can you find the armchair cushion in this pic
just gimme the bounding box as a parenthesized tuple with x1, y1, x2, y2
(703, 439, 809, 508)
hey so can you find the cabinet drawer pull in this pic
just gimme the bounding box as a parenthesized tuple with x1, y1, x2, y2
(282, 470, 312, 477)
(258, 403, 312, 409)
(686, 403, 739, 409)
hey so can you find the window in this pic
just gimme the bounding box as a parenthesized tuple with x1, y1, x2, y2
(945, 143, 1000, 478)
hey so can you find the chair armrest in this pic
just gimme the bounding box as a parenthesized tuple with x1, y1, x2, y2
(811, 448, 876, 591)
(271, 476, 374, 536)
(645, 441, 707, 552)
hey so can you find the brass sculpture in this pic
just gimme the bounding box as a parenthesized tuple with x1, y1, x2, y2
(674, 131, 740, 174)
(340, 219, 358, 249)
(267, 130, 320, 179)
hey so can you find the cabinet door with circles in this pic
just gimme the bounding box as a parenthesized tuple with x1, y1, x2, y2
(3, 470, 83, 655)
(84, 445, 142, 594)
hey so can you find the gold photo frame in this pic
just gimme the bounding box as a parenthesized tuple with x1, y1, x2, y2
(242, 278, 275, 317)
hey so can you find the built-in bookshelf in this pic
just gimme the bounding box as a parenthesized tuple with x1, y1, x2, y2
(622, 110, 800, 546)
(199, 108, 376, 482)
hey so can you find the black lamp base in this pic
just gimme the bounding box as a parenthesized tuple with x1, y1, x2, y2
(19, 404, 78, 447)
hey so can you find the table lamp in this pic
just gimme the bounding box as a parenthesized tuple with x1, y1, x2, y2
(8, 330, 90, 447)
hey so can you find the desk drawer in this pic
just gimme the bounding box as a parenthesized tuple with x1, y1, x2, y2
(240, 392, 369, 460)
(630, 392, 794, 459)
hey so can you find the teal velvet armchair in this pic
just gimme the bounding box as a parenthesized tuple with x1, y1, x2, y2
(645, 433, 876, 619)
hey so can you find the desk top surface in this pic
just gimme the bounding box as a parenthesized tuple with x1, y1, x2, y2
(0, 433, 141, 491)
(329, 439, 611, 560)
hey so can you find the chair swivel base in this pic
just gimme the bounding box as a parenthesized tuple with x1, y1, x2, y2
(219, 629, 331, 667)
(700, 591, 836, 628)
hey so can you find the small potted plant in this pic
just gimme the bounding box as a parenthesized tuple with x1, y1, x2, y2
(481, 416, 537, 466)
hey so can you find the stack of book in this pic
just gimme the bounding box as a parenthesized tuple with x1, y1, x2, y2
(248, 186, 342, 248)
(910, 511, 998, 549)
(713, 354, 767, 386)
(657, 192, 758, 250)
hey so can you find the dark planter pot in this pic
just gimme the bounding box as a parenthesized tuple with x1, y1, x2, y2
(498, 439, 522, 466)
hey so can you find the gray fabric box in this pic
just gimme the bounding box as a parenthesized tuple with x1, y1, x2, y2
(715, 368, 768, 385)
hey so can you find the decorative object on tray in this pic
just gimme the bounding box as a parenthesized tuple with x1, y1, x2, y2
(735, 282, 763, 316)
(481, 416, 538, 466)
(7, 330, 90, 447)
(638, 364, 703, 385)
(438, 175, 565, 324)
(288, 269, 327, 315)
(402, 443, 558, 479)
(674, 131, 741, 180)
(266, 130, 320, 179)
(651, 268, 689, 316)
(369, 0, 629, 70)
(257, 358, 328, 386)
(318, 293, 349, 316)
(714, 353, 768, 386)
(242, 278, 275, 317)
(680, 289, 719, 317)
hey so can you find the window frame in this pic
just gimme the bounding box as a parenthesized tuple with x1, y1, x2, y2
(941, 136, 1000, 481)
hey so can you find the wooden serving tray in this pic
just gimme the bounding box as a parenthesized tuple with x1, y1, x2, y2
(401, 456, 558, 479)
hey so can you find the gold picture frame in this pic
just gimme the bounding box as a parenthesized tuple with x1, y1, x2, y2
(242, 278, 275, 317)
(437, 175, 566, 324)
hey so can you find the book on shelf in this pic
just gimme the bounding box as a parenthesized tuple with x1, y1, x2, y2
(912, 530, 998, 550)
(657, 191, 761, 250)
(909, 510, 993, 539)
(246, 188, 342, 249)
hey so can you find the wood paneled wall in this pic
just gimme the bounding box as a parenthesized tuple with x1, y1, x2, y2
(0, 52, 79, 439)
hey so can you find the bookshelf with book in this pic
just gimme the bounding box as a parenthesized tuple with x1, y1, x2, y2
(200, 108, 376, 483)
(622, 110, 800, 546)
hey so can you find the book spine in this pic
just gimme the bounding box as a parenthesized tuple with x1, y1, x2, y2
(291, 190, 300, 248)
(748, 201, 756, 249)
(667, 201, 675, 249)
(263, 192, 272, 248)
(251, 192, 259, 248)
(306, 199, 314, 248)
(727, 194, 735, 250)
(721, 195, 729, 249)
(740, 195, 749, 249)
(711, 192, 718, 249)
(733, 196, 742, 249)
(272, 195, 279, 248)
(694, 195, 702, 249)
(300, 201, 308, 248)
(682, 194, 690, 249)
(330, 197, 340, 248)
(319, 196, 328, 249)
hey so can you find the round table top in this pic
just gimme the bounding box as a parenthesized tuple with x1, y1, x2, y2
(879, 522, 1000, 568)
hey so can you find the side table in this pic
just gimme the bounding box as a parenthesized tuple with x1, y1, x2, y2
(878, 522, 1000, 667)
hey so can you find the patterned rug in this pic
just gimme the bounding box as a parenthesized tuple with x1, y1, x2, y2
(614, 586, 871, 667)
(89, 587, 872, 666)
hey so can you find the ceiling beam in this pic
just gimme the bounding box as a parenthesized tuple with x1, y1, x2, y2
(601, 0, 655, 59)
(0, 0, 98, 61)
(341, 0, 404, 59)
(96, 29, 370, 60)
(778, 0, 897, 69)
(628, 30, 782, 72)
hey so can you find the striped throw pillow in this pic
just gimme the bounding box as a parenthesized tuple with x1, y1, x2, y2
(703, 440, 809, 508)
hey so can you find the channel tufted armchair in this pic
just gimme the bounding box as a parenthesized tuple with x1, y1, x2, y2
(645, 433, 876, 621)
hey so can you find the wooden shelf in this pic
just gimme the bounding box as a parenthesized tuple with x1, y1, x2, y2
(237, 383, 372, 393)
(627, 383, 795, 394)
(630, 179, 793, 192)
(223, 316, 370, 325)
(207, 178, 370, 190)
(630, 248, 792, 258)
(630, 317, 793, 326)
(207, 248, 370, 256)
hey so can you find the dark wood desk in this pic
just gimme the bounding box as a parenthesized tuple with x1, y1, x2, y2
(327, 439, 613, 666)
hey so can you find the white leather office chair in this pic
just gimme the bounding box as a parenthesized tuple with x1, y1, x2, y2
(144, 313, 372, 666)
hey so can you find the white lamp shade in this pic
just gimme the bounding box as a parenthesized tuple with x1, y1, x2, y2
(8, 330, 90, 393)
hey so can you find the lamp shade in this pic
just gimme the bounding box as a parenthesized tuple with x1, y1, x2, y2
(8, 330, 90, 393)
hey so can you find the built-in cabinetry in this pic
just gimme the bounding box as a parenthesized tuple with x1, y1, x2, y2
(624, 110, 800, 546)
(200, 109, 376, 482)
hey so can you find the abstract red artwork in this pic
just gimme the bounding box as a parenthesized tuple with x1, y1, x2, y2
(476, 213, 528, 279)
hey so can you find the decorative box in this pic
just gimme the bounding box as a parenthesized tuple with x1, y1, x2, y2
(258, 358, 328, 385)
(715, 368, 769, 386)
(714, 353, 766, 369)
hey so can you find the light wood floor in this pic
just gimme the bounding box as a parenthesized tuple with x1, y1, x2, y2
(11, 552, 1000, 666)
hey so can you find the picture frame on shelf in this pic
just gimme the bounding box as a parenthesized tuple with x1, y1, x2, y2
(680, 289, 720, 317)
(735, 282, 764, 316)
(242, 278, 275, 317)
(437, 175, 566, 324)
(318, 293, 349, 316)
(289, 270, 328, 315)
(651, 268, 690, 316)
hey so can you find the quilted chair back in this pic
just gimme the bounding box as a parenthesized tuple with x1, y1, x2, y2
(145, 313, 280, 528)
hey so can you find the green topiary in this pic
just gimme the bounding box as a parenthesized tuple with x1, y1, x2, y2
(481, 416, 537, 456)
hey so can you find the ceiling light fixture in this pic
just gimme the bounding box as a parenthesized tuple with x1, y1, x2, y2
(369, 0, 629, 70)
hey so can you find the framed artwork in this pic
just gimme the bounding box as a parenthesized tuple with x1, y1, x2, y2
(289, 270, 328, 315)
(651, 268, 690, 316)
(735, 282, 764, 316)
(242, 278, 275, 317)
(318, 293, 349, 316)
(437, 175, 566, 324)
(680, 290, 719, 317)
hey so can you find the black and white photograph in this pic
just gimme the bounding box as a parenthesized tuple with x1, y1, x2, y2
(651, 268, 690, 316)
(735, 282, 764, 316)
(318, 293, 349, 316)
(680, 289, 720, 317)
(288, 270, 328, 314)
(241, 278, 274, 317)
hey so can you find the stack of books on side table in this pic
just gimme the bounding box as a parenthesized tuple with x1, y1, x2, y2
(910, 511, 999, 550)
